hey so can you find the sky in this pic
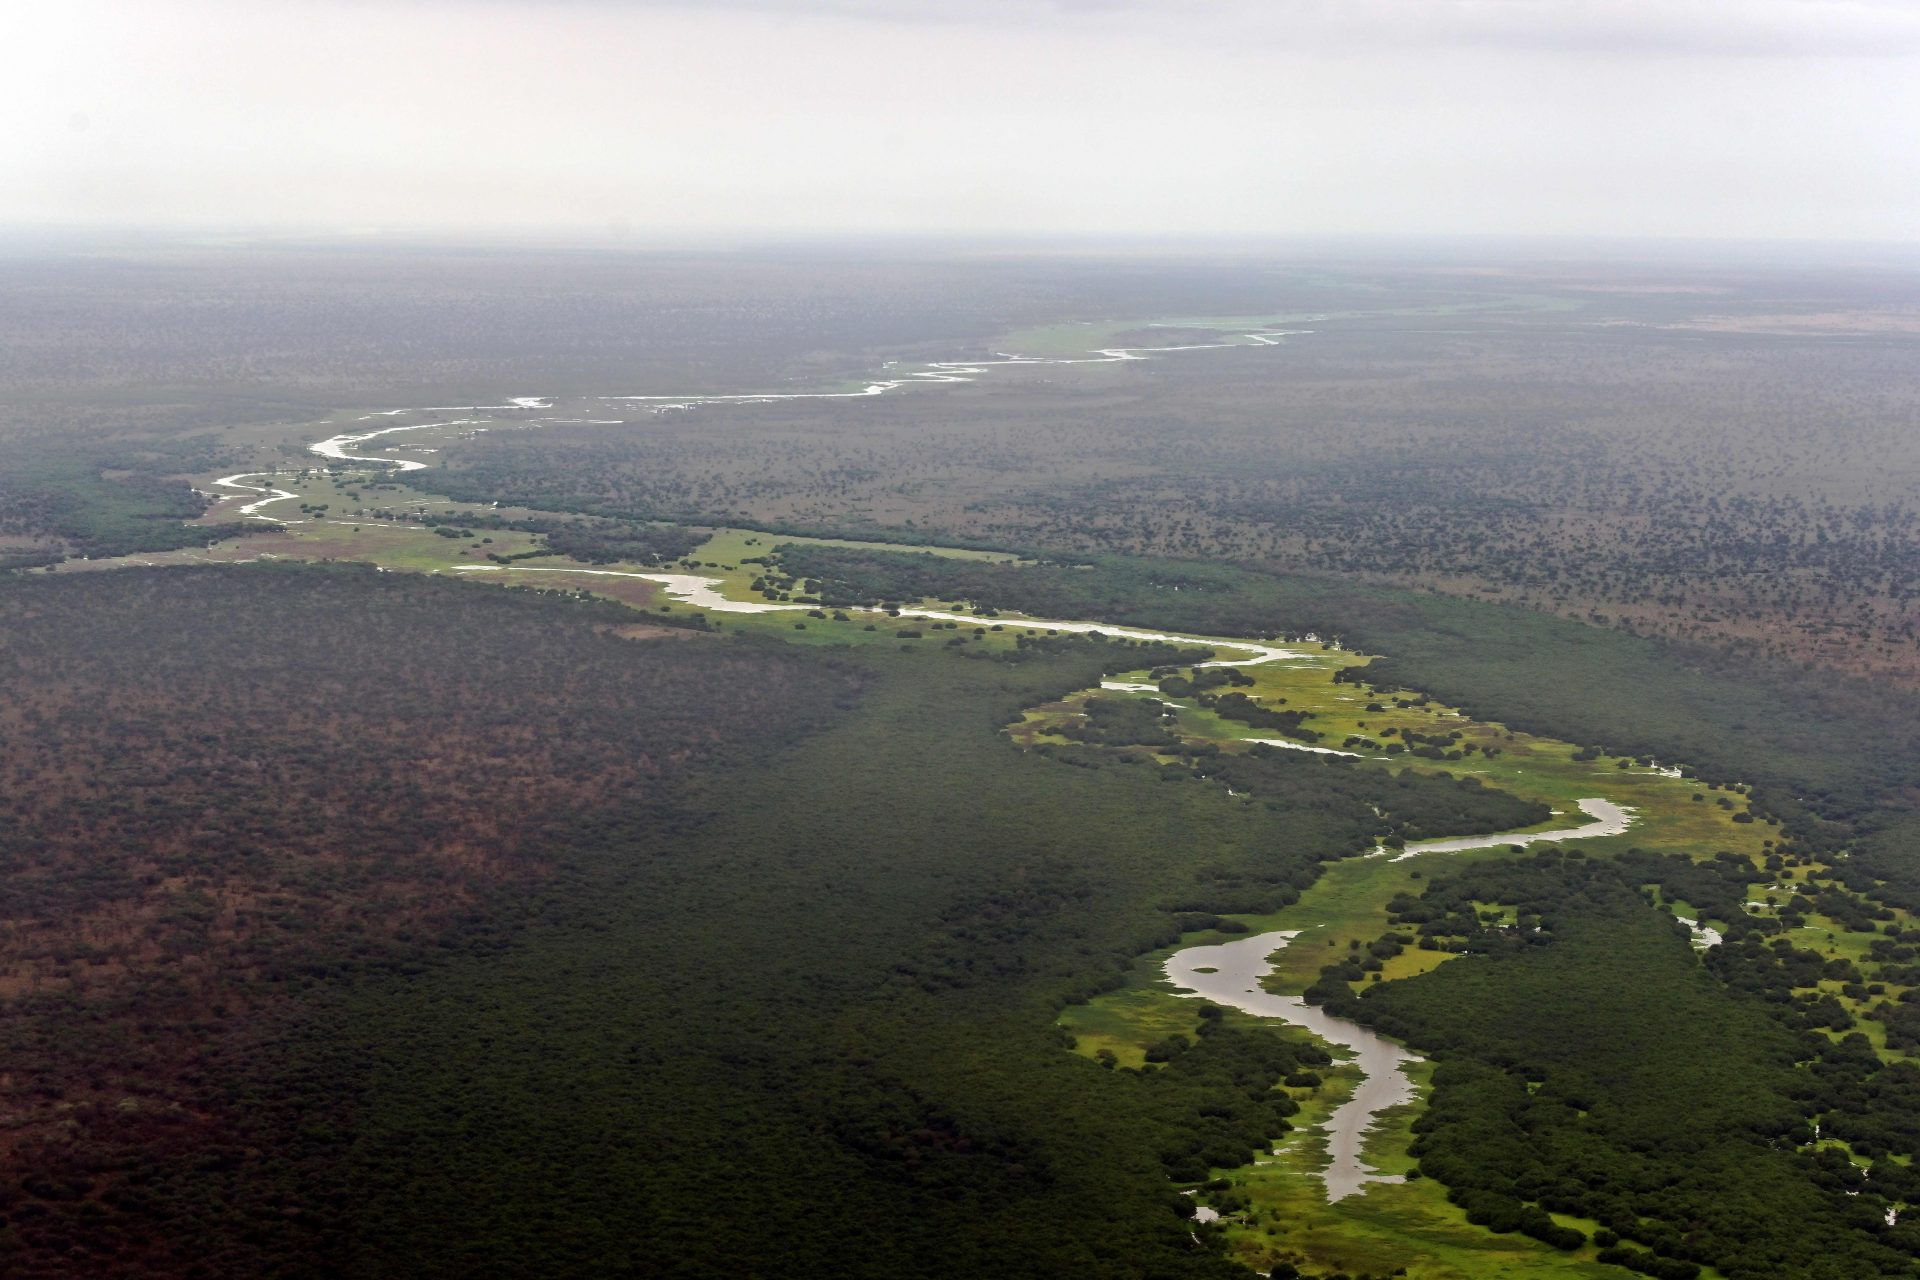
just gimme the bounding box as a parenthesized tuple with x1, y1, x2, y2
(6, 0, 1920, 242)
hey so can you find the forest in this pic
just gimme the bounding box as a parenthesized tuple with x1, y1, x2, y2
(0, 554, 1666, 1279)
(3, 244, 1918, 1279)
(1315, 850, 1920, 1279)
(411, 294, 1920, 684)
(0, 436, 257, 561)
(765, 542, 1920, 839)
(4, 545, 1913, 1277)
(0, 565, 857, 1276)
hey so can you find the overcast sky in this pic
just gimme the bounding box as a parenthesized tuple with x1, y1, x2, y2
(7, 0, 1919, 242)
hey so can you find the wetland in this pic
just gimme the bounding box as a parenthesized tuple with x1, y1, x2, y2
(5, 247, 1920, 1280)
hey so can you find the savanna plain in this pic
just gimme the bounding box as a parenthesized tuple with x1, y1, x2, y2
(1, 240, 1919, 1280)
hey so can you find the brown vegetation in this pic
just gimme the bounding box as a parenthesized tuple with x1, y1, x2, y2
(0, 564, 857, 1276)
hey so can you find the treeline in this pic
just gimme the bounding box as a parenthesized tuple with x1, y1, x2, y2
(773, 544, 1257, 621)
(1015, 635, 1216, 671)
(1028, 736, 1550, 862)
(1199, 689, 1320, 741)
(0, 437, 260, 561)
(1201, 748, 1549, 845)
(406, 510, 710, 566)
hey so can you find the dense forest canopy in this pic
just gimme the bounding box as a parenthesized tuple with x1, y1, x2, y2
(0, 565, 857, 1276)
(1323, 851, 1917, 1279)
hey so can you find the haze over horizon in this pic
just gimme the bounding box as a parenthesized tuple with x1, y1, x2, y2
(9, 0, 1920, 245)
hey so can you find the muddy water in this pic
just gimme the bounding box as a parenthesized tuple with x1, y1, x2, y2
(1166, 931, 1414, 1201)
(1384, 796, 1631, 860)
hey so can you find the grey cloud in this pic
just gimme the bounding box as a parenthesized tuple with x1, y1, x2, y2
(506, 0, 1920, 57)
(8, 0, 1918, 241)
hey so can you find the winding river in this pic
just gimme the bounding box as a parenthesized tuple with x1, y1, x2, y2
(278, 348, 1649, 1215)
(294, 322, 1308, 472)
(449, 564, 1316, 667)
(442, 559, 1640, 1205)
(1382, 796, 1631, 860)
(211, 473, 304, 521)
(606, 325, 1307, 410)
(1168, 931, 1416, 1202)
(1162, 792, 1631, 1203)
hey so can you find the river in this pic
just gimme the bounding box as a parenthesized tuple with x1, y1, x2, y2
(1163, 792, 1633, 1204)
(1383, 796, 1631, 860)
(292, 321, 1307, 473)
(291, 390, 1646, 1214)
(1167, 930, 1417, 1202)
